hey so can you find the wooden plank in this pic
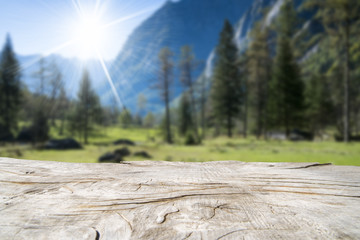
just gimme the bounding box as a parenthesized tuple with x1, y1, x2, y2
(0, 158, 359, 239)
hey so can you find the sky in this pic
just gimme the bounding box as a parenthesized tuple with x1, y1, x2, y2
(0, 0, 167, 60)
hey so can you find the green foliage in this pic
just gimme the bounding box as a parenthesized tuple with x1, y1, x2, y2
(178, 93, 193, 136)
(179, 45, 200, 141)
(0, 34, 21, 140)
(184, 131, 197, 146)
(143, 112, 156, 128)
(133, 114, 142, 127)
(305, 74, 335, 136)
(268, 0, 305, 136)
(305, 0, 360, 141)
(179, 45, 196, 87)
(157, 47, 174, 144)
(66, 105, 81, 138)
(211, 20, 243, 137)
(119, 108, 133, 128)
(247, 20, 272, 138)
(70, 69, 102, 144)
(30, 106, 49, 143)
(5, 126, 360, 166)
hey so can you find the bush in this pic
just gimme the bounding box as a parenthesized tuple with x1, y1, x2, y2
(185, 131, 197, 146)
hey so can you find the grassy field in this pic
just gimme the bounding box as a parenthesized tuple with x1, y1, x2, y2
(1, 126, 360, 166)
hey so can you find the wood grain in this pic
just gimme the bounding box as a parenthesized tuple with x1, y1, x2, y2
(0, 158, 359, 239)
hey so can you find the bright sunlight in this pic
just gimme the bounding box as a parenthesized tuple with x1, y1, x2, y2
(71, 13, 106, 59)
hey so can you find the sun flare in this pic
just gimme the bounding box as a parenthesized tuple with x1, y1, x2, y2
(72, 13, 106, 59)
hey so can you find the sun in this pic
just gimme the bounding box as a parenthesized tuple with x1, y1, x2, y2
(72, 13, 106, 59)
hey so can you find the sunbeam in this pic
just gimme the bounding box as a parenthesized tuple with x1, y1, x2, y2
(19, 39, 76, 73)
(96, 50, 125, 109)
(71, 0, 83, 18)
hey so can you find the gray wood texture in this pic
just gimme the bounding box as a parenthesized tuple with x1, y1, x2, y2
(0, 158, 359, 239)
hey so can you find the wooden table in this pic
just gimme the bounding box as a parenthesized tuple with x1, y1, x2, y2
(1, 158, 359, 239)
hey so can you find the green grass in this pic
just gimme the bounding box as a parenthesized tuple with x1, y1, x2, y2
(1, 126, 360, 166)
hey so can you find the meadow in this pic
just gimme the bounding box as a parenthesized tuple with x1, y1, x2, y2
(1, 126, 359, 166)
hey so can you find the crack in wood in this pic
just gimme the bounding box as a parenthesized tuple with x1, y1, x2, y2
(206, 204, 227, 220)
(216, 229, 247, 240)
(249, 184, 360, 191)
(249, 181, 360, 188)
(92, 227, 100, 240)
(241, 176, 357, 185)
(289, 163, 332, 169)
(182, 231, 193, 240)
(97, 186, 235, 203)
(156, 206, 179, 224)
(259, 189, 360, 198)
(117, 212, 133, 231)
(85, 192, 249, 208)
(135, 184, 142, 191)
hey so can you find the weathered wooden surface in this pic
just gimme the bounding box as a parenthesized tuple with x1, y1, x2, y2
(1, 158, 360, 240)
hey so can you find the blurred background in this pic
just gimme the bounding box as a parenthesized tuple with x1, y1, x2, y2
(0, 0, 359, 165)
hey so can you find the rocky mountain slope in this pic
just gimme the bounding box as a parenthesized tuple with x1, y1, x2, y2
(106, 0, 323, 113)
(106, 0, 255, 112)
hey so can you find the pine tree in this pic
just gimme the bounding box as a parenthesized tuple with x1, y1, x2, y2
(48, 61, 63, 126)
(305, 0, 360, 142)
(211, 20, 242, 138)
(179, 45, 200, 141)
(58, 86, 69, 136)
(28, 57, 51, 141)
(32, 58, 48, 96)
(31, 108, 49, 143)
(268, 0, 305, 137)
(0, 34, 21, 140)
(74, 69, 102, 144)
(199, 75, 208, 139)
(305, 74, 335, 137)
(237, 55, 248, 138)
(134, 114, 142, 127)
(247, 21, 272, 139)
(178, 93, 193, 136)
(157, 47, 174, 143)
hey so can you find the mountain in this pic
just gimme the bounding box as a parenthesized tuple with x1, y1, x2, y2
(106, 0, 255, 113)
(15, 0, 323, 113)
(17, 54, 108, 99)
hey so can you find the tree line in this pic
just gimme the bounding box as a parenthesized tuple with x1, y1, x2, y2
(0, 35, 156, 144)
(157, 0, 360, 143)
(1, 0, 359, 145)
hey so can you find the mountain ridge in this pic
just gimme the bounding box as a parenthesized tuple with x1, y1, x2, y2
(106, 0, 255, 112)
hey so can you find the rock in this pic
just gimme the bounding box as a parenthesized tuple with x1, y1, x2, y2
(134, 151, 152, 159)
(98, 148, 130, 163)
(114, 147, 131, 157)
(1, 159, 360, 239)
(113, 139, 135, 146)
(98, 152, 122, 163)
(44, 138, 82, 150)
